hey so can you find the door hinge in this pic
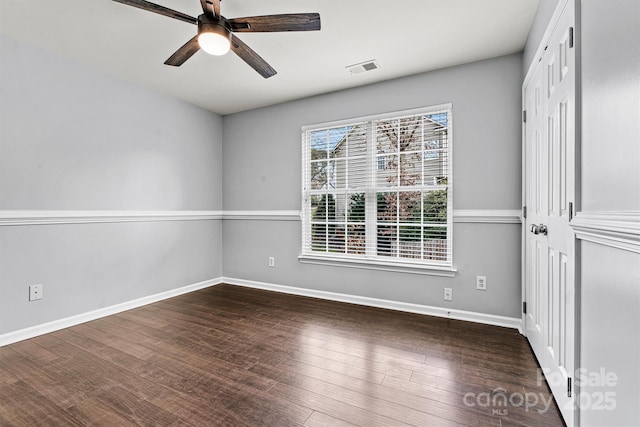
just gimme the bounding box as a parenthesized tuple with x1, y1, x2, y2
(569, 27, 574, 48)
(523, 206, 527, 219)
(568, 377, 573, 397)
(569, 202, 573, 221)
(522, 110, 527, 123)
(523, 301, 527, 314)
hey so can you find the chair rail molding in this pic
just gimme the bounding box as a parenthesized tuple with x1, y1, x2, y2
(0, 209, 523, 226)
(571, 211, 640, 253)
(0, 210, 223, 226)
(222, 210, 301, 221)
(453, 209, 522, 224)
(220, 209, 522, 223)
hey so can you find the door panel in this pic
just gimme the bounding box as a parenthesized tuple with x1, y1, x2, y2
(523, 2, 576, 426)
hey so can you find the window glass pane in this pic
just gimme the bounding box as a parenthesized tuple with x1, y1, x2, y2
(346, 225, 366, 255)
(377, 225, 397, 257)
(399, 226, 422, 259)
(311, 224, 327, 252)
(377, 192, 397, 222)
(399, 191, 422, 223)
(332, 194, 346, 223)
(310, 130, 330, 160)
(424, 157, 443, 185)
(312, 194, 335, 221)
(376, 154, 397, 187)
(328, 225, 345, 253)
(423, 190, 448, 223)
(424, 227, 447, 261)
(376, 121, 397, 153)
(423, 140, 440, 160)
(310, 194, 324, 219)
(311, 161, 328, 189)
(327, 127, 351, 159)
(332, 159, 346, 189)
(344, 124, 367, 157)
(398, 117, 423, 152)
(348, 193, 365, 222)
(348, 156, 367, 189)
(399, 152, 422, 187)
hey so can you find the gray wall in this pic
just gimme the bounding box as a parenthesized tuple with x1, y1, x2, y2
(0, 35, 223, 335)
(578, 0, 640, 425)
(222, 53, 524, 319)
(580, 0, 640, 212)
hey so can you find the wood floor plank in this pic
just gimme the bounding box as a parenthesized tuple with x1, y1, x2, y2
(293, 342, 414, 380)
(142, 353, 313, 426)
(7, 338, 61, 365)
(0, 381, 84, 426)
(304, 411, 358, 426)
(66, 398, 139, 427)
(271, 381, 416, 427)
(89, 385, 183, 426)
(0, 364, 19, 386)
(0, 284, 564, 427)
(1, 347, 92, 410)
(71, 322, 156, 361)
(148, 391, 252, 427)
(288, 350, 387, 384)
(251, 361, 466, 427)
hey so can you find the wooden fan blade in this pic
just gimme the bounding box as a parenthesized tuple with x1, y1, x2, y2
(199, 0, 220, 17)
(113, 0, 196, 25)
(230, 36, 276, 78)
(164, 36, 200, 66)
(229, 13, 320, 32)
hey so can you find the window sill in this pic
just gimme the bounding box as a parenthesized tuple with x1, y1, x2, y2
(298, 254, 457, 277)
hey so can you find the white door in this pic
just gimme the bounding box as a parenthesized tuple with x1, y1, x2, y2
(523, 2, 576, 426)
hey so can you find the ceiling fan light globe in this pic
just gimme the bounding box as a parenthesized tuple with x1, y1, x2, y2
(198, 32, 230, 56)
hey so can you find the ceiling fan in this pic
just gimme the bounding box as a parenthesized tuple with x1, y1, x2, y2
(113, 0, 321, 78)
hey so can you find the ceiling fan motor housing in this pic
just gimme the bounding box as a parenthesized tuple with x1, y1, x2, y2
(198, 14, 232, 40)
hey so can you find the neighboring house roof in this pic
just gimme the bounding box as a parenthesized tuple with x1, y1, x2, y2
(310, 126, 351, 152)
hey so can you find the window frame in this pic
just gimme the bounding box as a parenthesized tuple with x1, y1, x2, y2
(299, 104, 456, 276)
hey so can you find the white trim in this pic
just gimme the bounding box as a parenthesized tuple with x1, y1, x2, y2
(453, 209, 522, 224)
(222, 210, 301, 221)
(0, 209, 522, 226)
(298, 254, 457, 277)
(0, 210, 222, 226)
(224, 277, 521, 330)
(0, 278, 223, 347)
(571, 211, 640, 253)
(301, 103, 453, 131)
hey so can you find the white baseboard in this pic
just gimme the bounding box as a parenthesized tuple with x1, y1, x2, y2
(1, 276, 522, 347)
(223, 277, 522, 330)
(0, 278, 223, 347)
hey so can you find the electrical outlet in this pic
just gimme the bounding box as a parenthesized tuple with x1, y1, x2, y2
(443, 287, 453, 301)
(268, 256, 275, 267)
(476, 276, 487, 291)
(29, 284, 43, 301)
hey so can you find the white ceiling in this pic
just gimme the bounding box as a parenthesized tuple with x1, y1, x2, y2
(0, 0, 538, 115)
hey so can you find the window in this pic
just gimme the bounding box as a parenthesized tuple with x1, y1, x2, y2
(301, 105, 453, 273)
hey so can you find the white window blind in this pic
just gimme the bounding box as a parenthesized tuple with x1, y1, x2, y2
(301, 105, 453, 269)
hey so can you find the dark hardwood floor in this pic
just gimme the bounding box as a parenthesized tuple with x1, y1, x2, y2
(0, 284, 564, 426)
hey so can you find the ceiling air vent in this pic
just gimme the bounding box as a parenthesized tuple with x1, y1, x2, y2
(346, 60, 381, 75)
